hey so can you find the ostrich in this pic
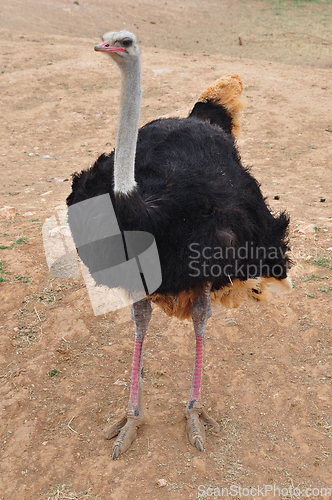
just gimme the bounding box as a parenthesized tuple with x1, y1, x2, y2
(66, 31, 291, 459)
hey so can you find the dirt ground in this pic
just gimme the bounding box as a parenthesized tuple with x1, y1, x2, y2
(1, 1, 332, 499)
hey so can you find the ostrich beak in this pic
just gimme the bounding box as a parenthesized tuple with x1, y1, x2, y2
(94, 41, 126, 53)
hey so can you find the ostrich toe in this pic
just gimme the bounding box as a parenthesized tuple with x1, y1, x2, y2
(185, 407, 220, 451)
(105, 413, 143, 459)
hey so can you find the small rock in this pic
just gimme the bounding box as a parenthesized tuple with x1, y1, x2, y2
(55, 178, 69, 182)
(274, 195, 280, 200)
(113, 379, 127, 386)
(317, 238, 332, 247)
(320, 198, 326, 203)
(223, 317, 237, 327)
(294, 223, 316, 235)
(157, 479, 167, 488)
(0, 206, 16, 219)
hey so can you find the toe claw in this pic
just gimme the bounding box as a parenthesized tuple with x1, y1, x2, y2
(107, 414, 143, 459)
(105, 413, 127, 440)
(112, 444, 120, 460)
(186, 406, 219, 451)
(195, 438, 204, 452)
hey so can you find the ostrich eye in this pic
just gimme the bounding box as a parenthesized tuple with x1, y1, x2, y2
(121, 38, 133, 48)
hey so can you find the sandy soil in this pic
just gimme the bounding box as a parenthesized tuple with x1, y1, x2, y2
(1, 1, 332, 499)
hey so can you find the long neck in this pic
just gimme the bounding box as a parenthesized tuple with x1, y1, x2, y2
(114, 57, 142, 195)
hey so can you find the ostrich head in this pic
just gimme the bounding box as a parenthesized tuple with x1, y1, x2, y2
(94, 30, 141, 194)
(94, 31, 140, 69)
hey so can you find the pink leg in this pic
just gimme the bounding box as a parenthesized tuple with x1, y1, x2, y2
(185, 286, 220, 451)
(105, 299, 152, 459)
(128, 335, 143, 413)
(190, 335, 204, 403)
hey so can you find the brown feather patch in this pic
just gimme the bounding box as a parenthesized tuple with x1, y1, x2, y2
(150, 277, 291, 320)
(198, 74, 245, 137)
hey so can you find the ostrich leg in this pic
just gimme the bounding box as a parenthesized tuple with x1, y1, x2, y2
(185, 286, 220, 451)
(105, 299, 152, 459)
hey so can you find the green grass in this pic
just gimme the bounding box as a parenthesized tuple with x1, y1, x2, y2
(14, 275, 31, 283)
(303, 274, 323, 282)
(15, 237, 29, 245)
(0, 261, 32, 283)
(0, 260, 9, 282)
(272, 0, 332, 4)
(0, 236, 29, 250)
(305, 293, 316, 299)
(311, 257, 332, 270)
(48, 368, 59, 378)
(319, 285, 332, 293)
(47, 483, 98, 500)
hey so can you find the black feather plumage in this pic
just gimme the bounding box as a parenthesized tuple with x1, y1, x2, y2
(67, 109, 290, 296)
(189, 101, 234, 135)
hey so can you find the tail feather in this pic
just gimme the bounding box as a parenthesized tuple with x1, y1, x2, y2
(189, 74, 245, 138)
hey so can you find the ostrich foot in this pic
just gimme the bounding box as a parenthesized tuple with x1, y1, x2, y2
(105, 412, 144, 459)
(104, 300, 150, 459)
(185, 406, 220, 451)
